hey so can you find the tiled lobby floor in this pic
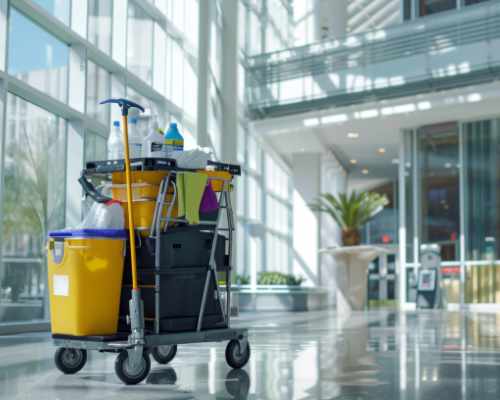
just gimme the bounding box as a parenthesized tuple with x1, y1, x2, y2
(1, 309, 500, 399)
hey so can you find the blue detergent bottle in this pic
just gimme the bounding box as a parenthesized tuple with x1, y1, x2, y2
(163, 122, 184, 156)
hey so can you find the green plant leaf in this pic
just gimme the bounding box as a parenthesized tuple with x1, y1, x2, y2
(309, 190, 388, 230)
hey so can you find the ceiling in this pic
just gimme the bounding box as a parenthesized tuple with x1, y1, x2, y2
(250, 81, 500, 188)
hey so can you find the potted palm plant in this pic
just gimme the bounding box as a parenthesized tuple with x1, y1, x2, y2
(310, 191, 388, 246)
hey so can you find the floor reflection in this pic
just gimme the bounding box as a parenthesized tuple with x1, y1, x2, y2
(4, 310, 500, 398)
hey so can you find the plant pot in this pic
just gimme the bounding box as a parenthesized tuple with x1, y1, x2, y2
(342, 228, 360, 246)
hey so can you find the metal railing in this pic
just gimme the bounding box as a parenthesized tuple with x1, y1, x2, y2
(246, 1, 500, 118)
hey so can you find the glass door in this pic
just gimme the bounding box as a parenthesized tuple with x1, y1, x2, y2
(416, 122, 461, 304)
(463, 119, 500, 304)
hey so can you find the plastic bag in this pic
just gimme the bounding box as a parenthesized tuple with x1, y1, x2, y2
(169, 149, 211, 169)
(78, 200, 124, 230)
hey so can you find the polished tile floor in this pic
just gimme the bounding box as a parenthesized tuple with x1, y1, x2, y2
(2, 310, 500, 399)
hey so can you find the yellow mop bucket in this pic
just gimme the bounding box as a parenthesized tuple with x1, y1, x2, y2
(47, 229, 127, 336)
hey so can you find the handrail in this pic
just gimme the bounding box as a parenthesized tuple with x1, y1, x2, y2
(246, 1, 500, 116)
(247, 1, 500, 68)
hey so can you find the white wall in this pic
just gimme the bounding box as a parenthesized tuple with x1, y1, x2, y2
(291, 151, 347, 301)
(319, 152, 347, 304)
(292, 153, 321, 286)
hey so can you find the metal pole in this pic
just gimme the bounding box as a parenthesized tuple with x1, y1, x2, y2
(121, 114, 139, 291)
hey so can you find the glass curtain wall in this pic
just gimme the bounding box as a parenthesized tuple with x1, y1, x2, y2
(1, 95, 66, 322)
(237, 0, 295, 288)
(402, 118, 500, 305)
(0, 1, 201, 328)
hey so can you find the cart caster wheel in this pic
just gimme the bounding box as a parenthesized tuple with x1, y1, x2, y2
(225, 340, 250, 369)
(115, 350, 151, 385)
(151, 345, 177, 364)
(54, 348, 87, 374)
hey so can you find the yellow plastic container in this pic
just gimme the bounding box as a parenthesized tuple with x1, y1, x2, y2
(198, 170, 233, 192)
(112, 170, 169, 185)
(121, 198, 178, 232)
(47, 230, 126, 336)
(111, 182, 160, 201)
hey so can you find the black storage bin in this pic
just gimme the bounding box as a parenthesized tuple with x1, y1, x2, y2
(123, 226, 227, 283)
(119, 266, 225, 333)
(119, 226, 228, 333)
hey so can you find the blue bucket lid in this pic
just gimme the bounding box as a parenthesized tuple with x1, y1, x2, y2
(48, 229, 127, 239)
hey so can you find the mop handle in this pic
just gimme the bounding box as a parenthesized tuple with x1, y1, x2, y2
(100, 99, 144, 291)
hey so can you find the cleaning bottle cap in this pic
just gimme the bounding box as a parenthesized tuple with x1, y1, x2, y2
(113, 121, 120, 127)
(170, 122, 177, 129)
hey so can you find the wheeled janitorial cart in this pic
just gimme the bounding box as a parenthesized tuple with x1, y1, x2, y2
(47, 99, 250, 385)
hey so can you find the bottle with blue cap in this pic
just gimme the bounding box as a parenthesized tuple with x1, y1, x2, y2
(128, 116, 142, 158)
(107, 120, 124, 160)
(163, 122, 184, 156)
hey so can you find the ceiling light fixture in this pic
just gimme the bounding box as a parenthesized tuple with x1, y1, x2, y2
(347, 132, 359, 139)
(350, 159, 357, 164)
(378, 147, 386, 154)
(361, 168, 369, 175)
(321, 114, 348, 124)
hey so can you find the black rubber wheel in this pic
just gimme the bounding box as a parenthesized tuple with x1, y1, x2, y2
(54, 348, 87, 374)
(114, 350, 151, 385)
(225, 340, 250, 369)
(151, 345, 177, 364)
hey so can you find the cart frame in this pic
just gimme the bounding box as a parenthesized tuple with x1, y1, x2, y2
(53, 158, 249, 384)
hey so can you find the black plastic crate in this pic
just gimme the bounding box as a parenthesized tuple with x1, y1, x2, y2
(119, 266, 225, 333)
(123, 227, 227, 284)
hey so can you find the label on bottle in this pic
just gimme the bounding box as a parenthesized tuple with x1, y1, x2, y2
(164, 139, 184, 154)
(150, 142, 163, 153)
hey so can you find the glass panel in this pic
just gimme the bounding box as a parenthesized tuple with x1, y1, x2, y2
(32, 0, 70, 24)
(441, 265, 460, 304)
(464, 119, 500, 261)
(88, 0, 113, 54)
(419, 0, 456, 16)
(86, 61, 110, 126)
(466, 264, 500, 304)
(464, 0, 490, 4)
(127, 2, 153, 84)
(8, 8, 69, 103)
(362, 181, 398, 245)
(404, 0, 413, 20)
(1, 94, 66, 323)
(248, 175, 262, 222)
(85, 131, 107, 162)
(417, 122, 460, 261)
(464, 119, 500, 304)
(404, 130, 415, 263)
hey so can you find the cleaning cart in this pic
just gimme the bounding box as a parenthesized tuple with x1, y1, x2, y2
(47, 99, 250, 385)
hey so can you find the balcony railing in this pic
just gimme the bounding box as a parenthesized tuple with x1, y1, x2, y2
(246, 1, 500, 118)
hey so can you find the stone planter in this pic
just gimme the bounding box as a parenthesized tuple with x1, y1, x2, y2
(320, 245, 393, 315)
(237, 286, 329, 312)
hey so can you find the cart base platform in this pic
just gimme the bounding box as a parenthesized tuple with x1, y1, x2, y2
(52, 327, 248, 351)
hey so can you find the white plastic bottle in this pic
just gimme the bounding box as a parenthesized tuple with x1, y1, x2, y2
(107, 120, 124, 160)
(142, 119, 166, 158)
(128, 116, 142, 158)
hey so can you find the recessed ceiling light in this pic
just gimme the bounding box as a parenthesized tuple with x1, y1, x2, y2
(361, 168, 369, 175)
(350, 159, 357, 164)
(378, 147, 386, 154)
(321, 114, 348, 124)
(347, 132, 359, 139)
